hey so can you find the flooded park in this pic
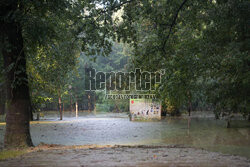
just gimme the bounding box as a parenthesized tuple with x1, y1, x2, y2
(0, 112, 250, 154)
(1, 0, 249, 166)
(0, 111, 250, 166)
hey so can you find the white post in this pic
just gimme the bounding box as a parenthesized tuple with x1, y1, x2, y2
(76, 101, 78, 118)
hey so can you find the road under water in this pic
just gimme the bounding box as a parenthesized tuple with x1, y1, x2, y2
(0, 112, 250, 158)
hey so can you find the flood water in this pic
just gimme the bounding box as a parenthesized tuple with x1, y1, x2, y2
(0, 112, 250, 158)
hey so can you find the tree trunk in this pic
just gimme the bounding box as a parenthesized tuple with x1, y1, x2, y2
(188, 102, 191, 116)
(1, 2, 33, 148)
(226, 120, 231, 128)
(63, 102, 64, 115)
(36, 113, 40, 120)
(187, 92, 192, 116)
(93, 93, 96, 115)
(0, 101, 5, 115)
(29, 102, 33, 121)
(114, 101, 121, 113)
(88, 94, 91, 112)
(59, 96, 62, 120)
(30, 108, 33, 121)
(226, 114, 232, 128)
(0, 87, 5, 115)
(70, 93, 73, 112)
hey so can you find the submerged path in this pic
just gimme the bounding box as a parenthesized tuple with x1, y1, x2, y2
(0, 145, 250, 167)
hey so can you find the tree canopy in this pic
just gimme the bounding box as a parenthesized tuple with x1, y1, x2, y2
(0, 0, 249, 148)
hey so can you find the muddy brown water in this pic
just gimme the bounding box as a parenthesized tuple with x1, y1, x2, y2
(0, 112, 249, 158)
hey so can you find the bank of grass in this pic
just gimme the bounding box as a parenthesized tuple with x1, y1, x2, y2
(0, 149, 28, 160)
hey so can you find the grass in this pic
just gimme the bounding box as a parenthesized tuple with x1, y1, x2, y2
(0, 149, 28, 160)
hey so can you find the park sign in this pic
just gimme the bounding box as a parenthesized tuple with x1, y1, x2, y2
(130, 99, 161, 121)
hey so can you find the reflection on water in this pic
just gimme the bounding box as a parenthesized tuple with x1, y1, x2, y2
(0, 112, 249, 158)
(159, 118, 250, 158)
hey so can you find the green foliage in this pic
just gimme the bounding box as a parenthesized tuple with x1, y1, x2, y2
(200, 0, 250, 118)
(117, 0, 250, 118)
(1, 0, 249, 117)
(71, 42, 130, 112)
(20, 0, 134, 110)
(31, 96, 52, 112)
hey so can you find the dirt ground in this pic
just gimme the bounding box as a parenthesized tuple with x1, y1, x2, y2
(0, 145, 249, 167)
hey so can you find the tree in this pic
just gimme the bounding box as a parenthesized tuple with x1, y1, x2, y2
(116, 0, 249, 121)
(199, 0, 250, 124)
(0, 54, 5, 115)
(0, 0, 135, 148)
(0, 1, 33, 148)
(115, 0, 203, 114)
(67, 42, 130, 113)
